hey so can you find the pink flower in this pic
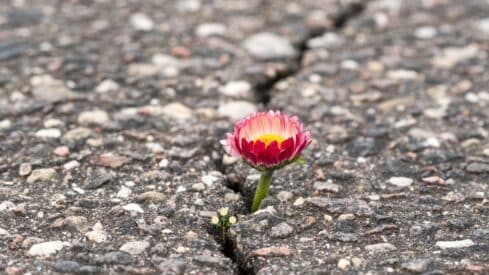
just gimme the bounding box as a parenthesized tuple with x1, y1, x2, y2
(221, 111, 311, 169)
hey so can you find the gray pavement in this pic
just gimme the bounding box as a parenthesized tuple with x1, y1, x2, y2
(0, 0, 488, 274)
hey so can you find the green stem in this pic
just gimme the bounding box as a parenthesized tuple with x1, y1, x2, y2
(251, 170, 274, 212)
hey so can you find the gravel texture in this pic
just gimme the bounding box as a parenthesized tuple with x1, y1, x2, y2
(1, 0, 488, 274)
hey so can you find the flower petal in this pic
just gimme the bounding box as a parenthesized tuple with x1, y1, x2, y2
(221, 111, 311, 169)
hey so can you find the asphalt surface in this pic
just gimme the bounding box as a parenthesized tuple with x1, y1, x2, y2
(0, 0, 488, 274)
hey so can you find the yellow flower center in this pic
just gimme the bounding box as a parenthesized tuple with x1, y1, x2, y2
(255, 133, 285, 147)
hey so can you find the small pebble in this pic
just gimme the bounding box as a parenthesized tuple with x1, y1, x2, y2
(44, 118, 63, 128)
(130, 13, 154, 31)
(35, 128, 61, 139)
(0, 227, 9, 236)
(158, 159, 169, 168)
(122, 203, 144, 215)
(19, 163, 32, 176)
(63, 160, 80, 170)
(52, 260, 79, 273)
(270, 222, 294, 238)
(160, 103, 194, 121)
(324, 214, 333, 222)
(63, 127, 93, 142)
(54, 146, 70, 157)
(338, 213, 356, 221)
(293, 197, 304, 206)
(351, 257, 363, 268)
(337, 258, 351, 270)
(217, 101, 257, 120)
(402, 259, 431, 273)
(388, 177, 413, 187)
(136, 191, 165, 203)
(313, 181, 340, 193)
(224, 193, 241, 202)
(78, 110, 110, 126)
(28, 241, 71, 257)
(436, 239, 474, 249)
(95, 79, 119, 93)
(196, 23, 226, 37)
(201, 174, 219, 186)
(26, 168, 57, 183)
(415, 26, 437, 39)
(117, 186, 132, 199)
(243, 32, 297, 60)
(277, 191, 293, 202)
(85, 222, 107, 243)
(222, 155, 239, 165)
(0, 119, 11, 129)
(365, 243, 397, 253)
(120, 241, 150, 255)
(220, 81, 251, 97)
(192, 183, 206, 191)
(146, 143, 164, 154)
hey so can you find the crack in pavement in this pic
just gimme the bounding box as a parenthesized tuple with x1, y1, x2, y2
(215, 1, 368, 273)
(253, 0, 366, 106)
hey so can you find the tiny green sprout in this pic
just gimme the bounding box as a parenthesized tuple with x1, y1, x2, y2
(211, 207, 237, 241)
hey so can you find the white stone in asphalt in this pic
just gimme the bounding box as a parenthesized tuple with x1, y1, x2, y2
(436, 239, 474, 249)
(120, 241, 150, 255)
(28, 241, 71, 257)
(388, 177, 413, 187)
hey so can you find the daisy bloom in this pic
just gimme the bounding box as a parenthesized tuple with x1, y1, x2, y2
(219, 207, 229, 216)
(221, 111, 311, 212)
(211, 216, 219, 225)
(229, 216, 237, 225)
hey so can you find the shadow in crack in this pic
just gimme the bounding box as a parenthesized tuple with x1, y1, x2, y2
(207, 224, 252, 275)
